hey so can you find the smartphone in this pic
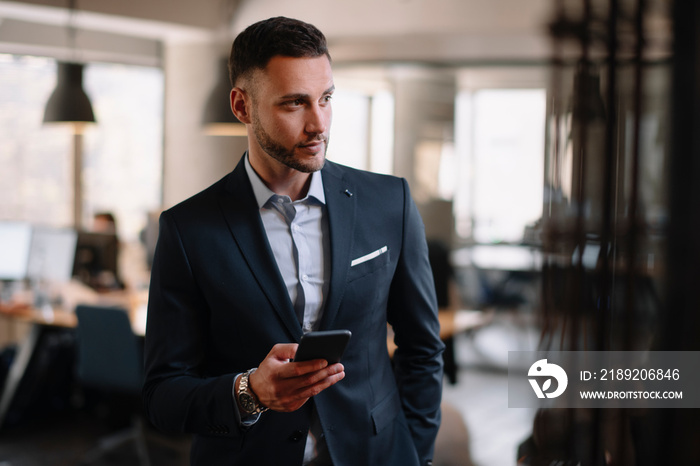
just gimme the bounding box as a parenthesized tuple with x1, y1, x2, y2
(294, 329, 352, 364)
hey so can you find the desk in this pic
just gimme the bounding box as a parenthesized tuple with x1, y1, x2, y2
(0, 290, 147, 334)
(0, 291, 147, 427)
(452, 245, 542, 309)
(451, 244, 542, 272)
(0, 302, 487, 426)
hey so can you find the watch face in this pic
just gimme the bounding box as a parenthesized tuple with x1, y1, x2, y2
(240, 393, 257, 413)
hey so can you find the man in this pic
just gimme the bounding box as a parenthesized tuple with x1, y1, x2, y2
(143, 16, 444, 466)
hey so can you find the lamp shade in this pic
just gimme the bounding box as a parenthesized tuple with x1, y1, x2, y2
(202, 58, 246, 136)
(43, 62, 96, 124)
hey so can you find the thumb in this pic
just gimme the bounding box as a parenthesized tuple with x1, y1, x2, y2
(268, 343, 299, 361)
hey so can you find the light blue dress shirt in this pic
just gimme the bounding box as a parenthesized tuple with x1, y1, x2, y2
(244, 154, 330, 332)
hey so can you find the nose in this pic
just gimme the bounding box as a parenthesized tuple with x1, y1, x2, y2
(305, 103, 329, 136)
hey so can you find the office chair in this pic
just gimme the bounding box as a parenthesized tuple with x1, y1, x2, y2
(74, 304, 151, 466)
(473, 265, 529, 310)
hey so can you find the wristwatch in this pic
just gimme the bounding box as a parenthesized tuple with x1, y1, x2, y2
(237, 368, 269, 415)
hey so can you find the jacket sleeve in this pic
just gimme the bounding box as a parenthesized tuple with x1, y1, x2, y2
(142, 210, 244, 437)
(387, 178, 445, 464)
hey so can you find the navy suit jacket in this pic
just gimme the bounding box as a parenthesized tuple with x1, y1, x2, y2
(143, 157, 444, 466)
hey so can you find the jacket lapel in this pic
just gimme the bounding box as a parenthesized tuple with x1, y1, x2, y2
(217, 158, 302, 340)
(318, 162, 356, 330)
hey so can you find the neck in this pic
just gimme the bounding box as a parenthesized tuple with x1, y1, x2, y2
(247, 150, 312, 201)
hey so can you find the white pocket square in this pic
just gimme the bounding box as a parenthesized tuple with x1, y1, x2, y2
(351, 246, 388, 267)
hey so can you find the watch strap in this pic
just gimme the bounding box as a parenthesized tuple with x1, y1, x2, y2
(238, 368, 269, 415)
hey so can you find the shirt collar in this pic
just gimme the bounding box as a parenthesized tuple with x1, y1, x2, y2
(244, 152, 326, 208)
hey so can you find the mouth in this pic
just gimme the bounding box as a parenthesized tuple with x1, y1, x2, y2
(298, 139, 326, 154)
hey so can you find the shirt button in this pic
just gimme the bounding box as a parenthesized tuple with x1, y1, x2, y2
(289, 430, 305, 442)
(302, 274, 308, 281)
(293, 225, 300, 231)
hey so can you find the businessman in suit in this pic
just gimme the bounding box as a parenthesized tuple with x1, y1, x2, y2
(143, 16, 444, 466)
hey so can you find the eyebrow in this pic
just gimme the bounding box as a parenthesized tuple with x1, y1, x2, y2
(279, 85, 335, 102)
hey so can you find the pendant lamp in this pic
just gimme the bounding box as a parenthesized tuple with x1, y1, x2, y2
(42, 61, 95, 229)
(41, 0, 96, 231)
(202, 58, 246, 136)
(43, 62, 96, 125)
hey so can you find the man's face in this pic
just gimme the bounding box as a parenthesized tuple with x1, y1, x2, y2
(248, 55, 334, 174)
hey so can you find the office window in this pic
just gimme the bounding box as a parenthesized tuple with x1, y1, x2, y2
(368, 90, 395, 175)
(455, 86, 546, 243)
(0, 54, 163, 241)
(327, 88, 370, 170)
(329, 72, 394, 174)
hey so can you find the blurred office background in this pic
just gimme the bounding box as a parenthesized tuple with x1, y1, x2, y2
(1, 0, 698, 464)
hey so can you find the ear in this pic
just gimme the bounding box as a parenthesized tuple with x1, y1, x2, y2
(230, 88, 252, 124)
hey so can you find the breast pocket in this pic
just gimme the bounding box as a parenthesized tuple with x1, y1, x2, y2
(347, 246, 391, 283)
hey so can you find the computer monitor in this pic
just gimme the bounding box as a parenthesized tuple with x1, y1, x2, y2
(26, 226, 78, 283)
(0, 221, 33, 282)
(72, 231, 120, 289)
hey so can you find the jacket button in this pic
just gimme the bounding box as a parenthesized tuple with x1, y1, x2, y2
(289, 430, 305, 442)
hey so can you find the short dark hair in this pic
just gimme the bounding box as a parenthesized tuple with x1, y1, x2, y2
(228, 16, 330, 88)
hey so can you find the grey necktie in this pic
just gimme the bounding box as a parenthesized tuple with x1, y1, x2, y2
(269, 195, 306, 324)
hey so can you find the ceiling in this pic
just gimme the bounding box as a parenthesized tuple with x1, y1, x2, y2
(0, 0, 555, 65)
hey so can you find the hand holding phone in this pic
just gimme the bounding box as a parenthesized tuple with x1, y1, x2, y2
(294, 329, 352, 364)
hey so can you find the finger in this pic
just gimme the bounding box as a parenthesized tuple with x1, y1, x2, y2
(267, 343, 299, 361)
(261, 366, 346, 412)
(278, 359, 330, 379)
(251, 356, 329, 403)
(272, 368, 346, 411)
(295, 363, 344, 385)
(284, 363, 345, 397)
(293, 368, 346, 400)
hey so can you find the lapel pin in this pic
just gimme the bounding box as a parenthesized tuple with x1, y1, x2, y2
(344, 189, 353, 197)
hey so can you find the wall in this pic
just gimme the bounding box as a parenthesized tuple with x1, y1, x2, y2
(161, 41, 248, 208)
